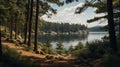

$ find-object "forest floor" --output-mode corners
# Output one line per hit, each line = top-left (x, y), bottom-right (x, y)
(2, 41), (79, 67)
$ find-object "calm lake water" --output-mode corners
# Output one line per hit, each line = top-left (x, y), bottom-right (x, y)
(39, 32), (109, 50)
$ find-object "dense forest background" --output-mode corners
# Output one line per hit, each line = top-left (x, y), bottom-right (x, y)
(40, 21), (88, 33)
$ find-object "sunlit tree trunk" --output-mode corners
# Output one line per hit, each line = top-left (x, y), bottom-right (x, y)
(28, 0), (33, 47)
(15, 22), (16, 39)
(24, 0), (30, 44)
(4, 22), (7, 33)
(34, 0), (39, 52)
(15, 22), (17, 39)
(10, 21), (13, 40)
(107, 0), (117, 52)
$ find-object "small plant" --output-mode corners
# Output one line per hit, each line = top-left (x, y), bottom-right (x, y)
(56, 41), (65, 55)
(24, 46), (33, 51)
(41, 45), (57, 54)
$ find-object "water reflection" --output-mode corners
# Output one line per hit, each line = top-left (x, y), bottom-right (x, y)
(39, 34), (88, 43)
(38, 32), (108, 50)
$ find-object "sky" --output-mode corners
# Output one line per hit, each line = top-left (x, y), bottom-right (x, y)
(41, 0), (107, 28)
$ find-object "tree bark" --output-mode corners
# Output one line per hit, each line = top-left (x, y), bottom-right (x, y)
(5, 22), (7, 33)
(34, 0), (39, 52)
(28, 0), (33, 47)
(107, 0), (118, 53)
(118, 18), (120, 37)
(15, 22), (17, 39)
(119, 0), (120, 36)
(10, 21), (13, 40)
(24, 0), (30, 44)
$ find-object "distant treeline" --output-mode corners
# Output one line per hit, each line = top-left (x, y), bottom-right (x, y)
(88, 26), (106, 32)
(40, 21), (88, 33)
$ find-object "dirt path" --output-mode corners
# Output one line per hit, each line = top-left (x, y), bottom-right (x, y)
(2, 41), (77, 67)
(2, 42), (46, 59)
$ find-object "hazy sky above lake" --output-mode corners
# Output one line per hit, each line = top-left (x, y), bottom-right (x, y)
(41, 0), (107, 27)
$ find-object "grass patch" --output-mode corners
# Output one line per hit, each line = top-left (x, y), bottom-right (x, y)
(0, 45), (41, 67)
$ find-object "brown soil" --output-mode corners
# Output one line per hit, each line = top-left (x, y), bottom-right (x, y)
(2, 41), (77, 67)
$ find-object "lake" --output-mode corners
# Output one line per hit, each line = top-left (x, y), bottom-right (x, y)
(39, 32), (109, 50)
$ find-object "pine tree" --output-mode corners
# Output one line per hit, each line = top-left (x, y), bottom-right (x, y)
(56, 41), (65, 54)
(24, 0), (30, 44)
(34, 0), (39, 52)
(107, 0), (117, 52)
(28, 0), (33, 47)
(45, 39), (52, 54)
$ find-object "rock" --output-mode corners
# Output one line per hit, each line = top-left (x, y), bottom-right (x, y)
(45, 55), (54, 59)
(39, 51), (45, 55)
(55, 57), (58, 59)
(58, 57), (64, 60)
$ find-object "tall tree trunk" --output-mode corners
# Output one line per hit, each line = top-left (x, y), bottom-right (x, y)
(107, 0), (117, 53)
(34, 0), (39, 52)
(15, 22), (17, 39)
(10, 21), (13, 40)
(5, 22), (7, 33)
(118, 17), (120, 37)
(0, 24), (2, 57)
(24, 0), (30, 44)
(28, 0), (33, 47)
(119, 0), (120, 36)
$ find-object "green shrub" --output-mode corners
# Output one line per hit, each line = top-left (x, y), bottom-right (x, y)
(1, 30), (9, 38)
(71, 40), (110, 65)
(24, 46), (33, 51)
(2, 46), (21, 61)
(0, 26), (10, 37)
(103, 54), (120, 67)
(49, 48), (58, 54)
(41, 45), (57, 54)
(1, 45), (41, 67)
(85, 40), (109, 58)
(70, 42), (86, 57)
